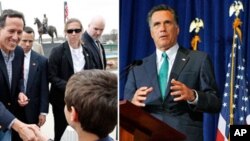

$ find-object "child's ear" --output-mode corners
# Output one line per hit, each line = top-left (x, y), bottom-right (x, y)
(70, 106), (79, 122)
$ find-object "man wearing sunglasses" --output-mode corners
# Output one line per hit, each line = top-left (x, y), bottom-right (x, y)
(81, 16), (107, 70)
(48, 18), (95, 141)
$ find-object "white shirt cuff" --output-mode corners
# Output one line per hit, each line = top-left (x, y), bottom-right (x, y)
(8, 118), (16, 129)
(187, 89), (198, 105)
(40, 113), (47, 116)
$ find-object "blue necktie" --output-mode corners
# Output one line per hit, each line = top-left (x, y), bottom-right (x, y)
(158, 52), (169, 100)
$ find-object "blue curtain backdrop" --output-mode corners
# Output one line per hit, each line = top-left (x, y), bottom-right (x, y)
(119, 0), (250, 141)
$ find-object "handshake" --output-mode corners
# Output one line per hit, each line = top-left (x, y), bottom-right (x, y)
(12, 119), (50, 141)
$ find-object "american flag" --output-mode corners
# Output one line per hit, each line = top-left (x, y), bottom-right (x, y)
(216, 33), (250, 141)
(64, 1), (68, 23)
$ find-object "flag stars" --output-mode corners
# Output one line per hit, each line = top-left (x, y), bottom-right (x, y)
(233, 104), (236, 109)
(238, 65), (244, 70)
(223, 103), (227, 107)
(241, 96), (248, 101)
(241, 106), (247, 111)
(244, 97), (248, 101)
(234, 94), (238, 99)
(240, 117), (244, 121)
(235, 84), (239, 89)
(226, 73), (230, 77)
(225, 83), (229, 87)
(239, 75), (243, 80)
(224, 93), (228, 97)
(233, 43), (237, 48)
(236, 74), (241, 79)
(241, 66), (245, 70)
(241, 106), (245, 111)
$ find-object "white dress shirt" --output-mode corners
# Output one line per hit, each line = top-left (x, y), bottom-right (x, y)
(69, 45), (85, 73)
(24, 51), (31, 93)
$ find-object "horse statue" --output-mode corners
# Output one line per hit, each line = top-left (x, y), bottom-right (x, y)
(34, 17), (58, 44)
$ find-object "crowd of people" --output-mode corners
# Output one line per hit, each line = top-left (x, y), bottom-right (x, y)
(0, 9), (116, 141)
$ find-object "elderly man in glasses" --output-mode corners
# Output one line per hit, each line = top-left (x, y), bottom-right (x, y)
(48, 18), (96, 141)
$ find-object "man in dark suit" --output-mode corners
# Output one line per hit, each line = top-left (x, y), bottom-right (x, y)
(0, 9), (40, 141)
(81, 16), (107, 69)
(124, 4), (221, 141)
(18, 26), (49, 127)
(49, 18), (95, 141)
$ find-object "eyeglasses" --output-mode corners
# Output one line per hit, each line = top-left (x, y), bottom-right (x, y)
(66, 29), (82, 34)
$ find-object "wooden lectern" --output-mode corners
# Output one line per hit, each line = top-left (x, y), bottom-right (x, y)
(120, 100), (186, 141)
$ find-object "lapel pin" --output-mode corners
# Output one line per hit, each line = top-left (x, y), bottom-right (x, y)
(182, 58), (186, 61)
(32, 63), (36, 66)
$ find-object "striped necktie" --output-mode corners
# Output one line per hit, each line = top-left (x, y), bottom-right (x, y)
(158, 52), (169, 100)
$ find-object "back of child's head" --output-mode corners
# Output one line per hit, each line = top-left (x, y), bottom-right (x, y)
(65, 69), (117, 138)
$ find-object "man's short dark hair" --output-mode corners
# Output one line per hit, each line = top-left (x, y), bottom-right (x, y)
(65, 69), (117, 138)
(0, 9), (25, 28)
(23, 26), (34, 34)
(147, 4), (178, 27)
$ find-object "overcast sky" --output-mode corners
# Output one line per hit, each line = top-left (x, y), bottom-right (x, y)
(1, 0), (118, 39)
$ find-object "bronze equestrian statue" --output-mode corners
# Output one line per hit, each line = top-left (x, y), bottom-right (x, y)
(34, 17), (58, 43)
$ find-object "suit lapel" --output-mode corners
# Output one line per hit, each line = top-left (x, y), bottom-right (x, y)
(85, 32), (103, 66)
(0, 52), (10, 89)
(27, 51), (38, 93)
(165, 47), (190, 99)
(11, 48), (24, 96)
(144, 53), (162, 102)
(82, 46), (90, 69)
(64, 42), (74, 69)
(85, 32), (100, 55)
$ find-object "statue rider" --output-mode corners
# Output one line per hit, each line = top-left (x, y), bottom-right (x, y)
(42, 14), (48, 33)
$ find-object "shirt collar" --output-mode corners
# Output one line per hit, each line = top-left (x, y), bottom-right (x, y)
(25, 50), (32, 58)
(156, 43), (179, 62)
(1, 48), (15, 62)
(69, 45), (83, 53)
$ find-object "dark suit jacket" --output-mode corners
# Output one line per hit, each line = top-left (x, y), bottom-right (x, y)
(82, 31), (107, 69)
(49, 41), (95, 107)
(0, 46), (24, 119)
(124, 47), (221, 141)
(0, 101), (15, 130)
(24, 51), (49, 124)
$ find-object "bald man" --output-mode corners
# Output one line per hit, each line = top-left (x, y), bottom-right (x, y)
(81, 16), (107, 70)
